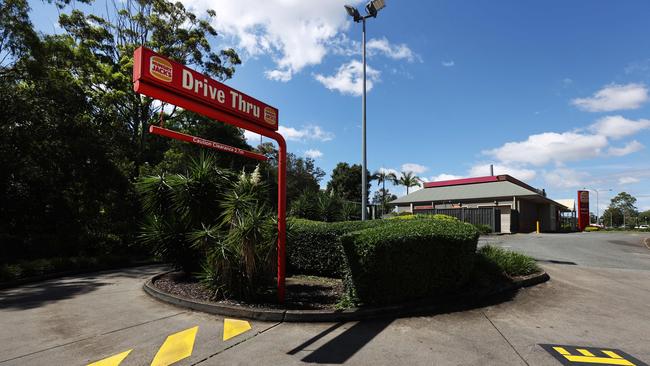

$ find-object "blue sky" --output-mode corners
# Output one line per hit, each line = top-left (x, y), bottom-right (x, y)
(29, 0), (650, 212)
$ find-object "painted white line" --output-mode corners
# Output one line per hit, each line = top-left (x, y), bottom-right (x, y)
(644, 237), (650, 250)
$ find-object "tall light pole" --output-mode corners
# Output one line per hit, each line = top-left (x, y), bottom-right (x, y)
(345, 0), (386, 220)
(584, 187), (612, 225)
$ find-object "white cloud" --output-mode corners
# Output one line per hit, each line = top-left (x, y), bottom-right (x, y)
(304, 149), (323, 159)
(589, 115), (650, 139)
(544, 168), (590, 189)
(279, 125), (334, 142)
(265, 69), (293, 82)
(314, 60), (380, 96)
(181, 0), (365, 81)
(618, 176), (640, 185)
(608, 140), (644, 156)
(401, 163), (428, 174)
(243, 130), (261, 145)
(377, 167), (399, 176)
(572, 83), (648, 112)
(366, 37), (416, 61)
(431, 173), (463, 181)
(469, 163), (537, 181)
(484, 132), (608, 166)
(441, 60), (455, 67)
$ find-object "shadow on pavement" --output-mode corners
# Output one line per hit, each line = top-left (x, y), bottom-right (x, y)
(293, 319), (394, 364)
(0, 279), (107, 310)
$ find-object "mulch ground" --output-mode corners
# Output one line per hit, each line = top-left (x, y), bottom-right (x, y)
(153, 272), (345, 310)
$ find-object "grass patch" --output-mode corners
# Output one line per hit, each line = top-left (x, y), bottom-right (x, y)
(477, 245), (540, 277)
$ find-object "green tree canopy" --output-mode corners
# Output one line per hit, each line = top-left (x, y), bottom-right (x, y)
(326, 162), (371, 203)
(253, 142), (326, 207)
(55, 0), (241, 173)
(602, 192), (638, 227)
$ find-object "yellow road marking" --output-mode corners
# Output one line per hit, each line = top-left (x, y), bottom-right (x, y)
(562, 355), (634, 366)
(603, 351), (624, 359)
(552, 346), (635, 366)
(223, 318), (251, 341)
(554, 347), (571, 355)
(87, 350), (132, 366)
(151, 326), (198, 366)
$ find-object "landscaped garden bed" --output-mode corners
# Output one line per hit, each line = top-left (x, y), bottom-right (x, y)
(153, 272), (344, 310)
(146, 215), (548, 319)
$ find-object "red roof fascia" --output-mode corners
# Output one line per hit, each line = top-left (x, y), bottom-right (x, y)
(423, 176), (499, 188)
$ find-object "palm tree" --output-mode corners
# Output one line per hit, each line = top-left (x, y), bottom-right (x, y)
(372, 169), (397, 215)
(397, 171), (422, 195)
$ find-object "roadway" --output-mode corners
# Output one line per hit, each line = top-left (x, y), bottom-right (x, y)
(0, 232), (649, 365)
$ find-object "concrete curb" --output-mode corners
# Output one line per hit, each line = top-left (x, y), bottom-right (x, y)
(143, 271), (550, 322)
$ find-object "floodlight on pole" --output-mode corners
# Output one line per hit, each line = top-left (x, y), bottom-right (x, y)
(366, 0), (385, 17)
(344, 1), (386, 220)
(345, 5), (362, 22)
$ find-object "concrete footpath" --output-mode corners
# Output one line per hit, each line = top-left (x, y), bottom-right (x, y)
(1, 232), (649, 365)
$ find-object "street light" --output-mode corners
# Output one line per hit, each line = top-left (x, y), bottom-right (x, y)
(344, 0), (386, 220)
(583, 187), (612, 226)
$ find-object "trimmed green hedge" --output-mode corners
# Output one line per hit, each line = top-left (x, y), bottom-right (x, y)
(341, 219), (479, 305)
(287, 218), (388, 278)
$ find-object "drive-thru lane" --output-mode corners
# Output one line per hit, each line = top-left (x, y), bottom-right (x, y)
(0, 232), (648, 365)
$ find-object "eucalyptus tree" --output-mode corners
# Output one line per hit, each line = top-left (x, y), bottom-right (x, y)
(56, 0), (241, 173)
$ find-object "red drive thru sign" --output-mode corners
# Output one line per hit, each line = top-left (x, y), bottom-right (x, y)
(139, 48), (279, 130)
(577, 190), (590, 231)
(133, 47), (288, 302)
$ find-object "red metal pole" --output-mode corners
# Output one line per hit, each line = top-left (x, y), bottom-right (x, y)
(273, 133), (287, 303)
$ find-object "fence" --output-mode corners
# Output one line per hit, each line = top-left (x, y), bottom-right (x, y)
(412, 207), (502, 233)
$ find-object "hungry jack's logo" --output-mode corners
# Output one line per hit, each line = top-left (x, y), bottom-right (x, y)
(263, 107), (277, 126)
(149, 56), (173, 82)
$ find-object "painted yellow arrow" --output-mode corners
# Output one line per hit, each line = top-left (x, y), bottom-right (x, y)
(223, 318), (251, 341)
(151, 326), (199, 366)
(87, 350), (132, 366)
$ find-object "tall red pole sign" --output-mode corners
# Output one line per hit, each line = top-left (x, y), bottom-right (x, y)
(133, 47), (288, 302)
(577, 190), (590, 231)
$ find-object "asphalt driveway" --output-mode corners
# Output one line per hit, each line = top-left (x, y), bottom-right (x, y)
(1, 232), (648, 366)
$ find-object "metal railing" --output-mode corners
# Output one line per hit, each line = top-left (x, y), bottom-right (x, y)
(413, 207), (502, 232)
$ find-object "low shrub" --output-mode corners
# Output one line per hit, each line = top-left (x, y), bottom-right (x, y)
(477, 245), (539, 277)
(0, 255), (137, 283)
(341, 219), (479, 305)
(474, 224), (492, 235)
(287, 218), (388, 278)
(584, 226), (600, 232)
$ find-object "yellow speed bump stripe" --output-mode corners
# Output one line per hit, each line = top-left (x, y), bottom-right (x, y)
(151, 326), (199, 366)
(223, 318), (251, 341)
(87, 350), (132, 366)
(540, 344), (647, 366)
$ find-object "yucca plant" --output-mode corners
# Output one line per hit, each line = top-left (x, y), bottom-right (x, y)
(138, 155), (279, 300)
(137, 153), (231, 272)
(208, 166), (277, 299)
